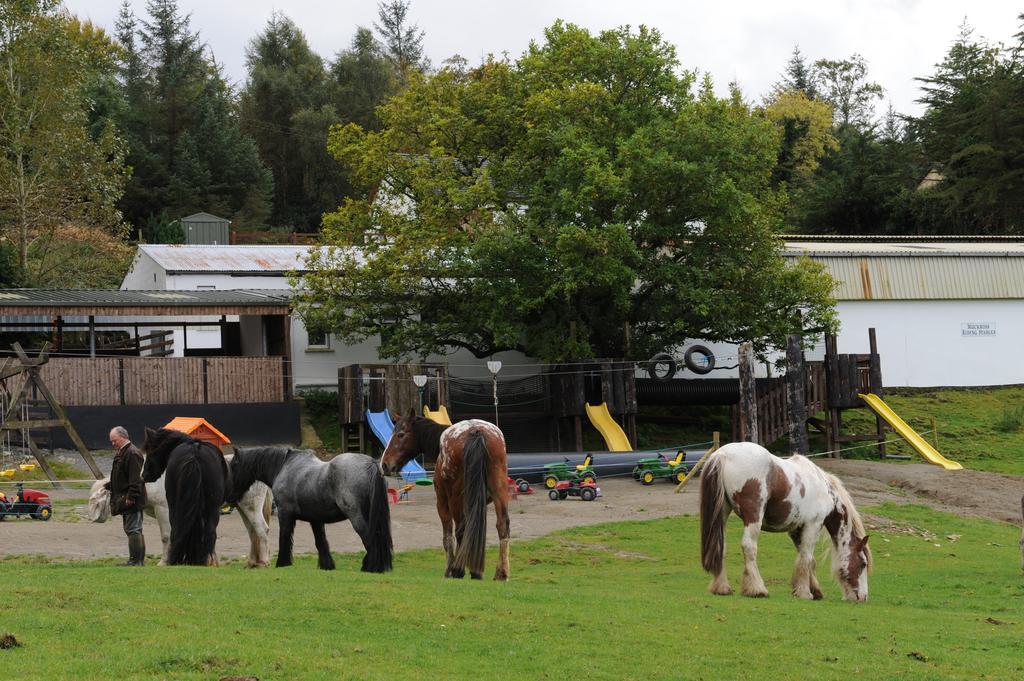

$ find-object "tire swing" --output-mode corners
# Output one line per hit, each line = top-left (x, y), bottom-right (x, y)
(646, 352), (677, 382)
(683, 345), (716, 375)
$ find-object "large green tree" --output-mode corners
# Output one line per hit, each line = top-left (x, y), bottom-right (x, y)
(114, 0), (272, 230)
(299, 22), (836, 361)
(913, 21), (1024, 233)
(0, 0), (128, 285)
(330, 26), (395, 131)
(239, 13), (331, 230)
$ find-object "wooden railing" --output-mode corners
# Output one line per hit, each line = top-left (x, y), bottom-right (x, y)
(8, 357), (289, 406)
(753, 361), (827, 447)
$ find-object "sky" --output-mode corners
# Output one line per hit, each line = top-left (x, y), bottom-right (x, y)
(63, 0), (1021, 117)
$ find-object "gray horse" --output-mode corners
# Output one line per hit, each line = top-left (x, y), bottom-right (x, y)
(225, 447), (393, 572)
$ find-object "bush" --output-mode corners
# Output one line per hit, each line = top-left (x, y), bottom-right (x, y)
(298, 388), (338, 418)
(995, 404), (1024, 433)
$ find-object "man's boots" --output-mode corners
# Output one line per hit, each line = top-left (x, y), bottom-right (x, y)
(122, 533), (145, 566)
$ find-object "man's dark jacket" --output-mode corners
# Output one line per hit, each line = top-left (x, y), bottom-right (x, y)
(110, 443), (147, 516)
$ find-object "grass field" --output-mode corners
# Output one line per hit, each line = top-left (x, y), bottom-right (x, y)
(3, 504), (1021, 680)
(837, 386), (1024, 475)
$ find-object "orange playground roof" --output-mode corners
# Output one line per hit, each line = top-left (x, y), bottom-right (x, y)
(162, 417), (231, 445)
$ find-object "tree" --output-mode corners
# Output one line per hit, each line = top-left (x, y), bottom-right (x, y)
(912, 20), (1024, 233)
(812, 54), (884, 130)
(763, 90), (838, 187)
(330, 26), (396, 131)
(772, 45), (817, 99)
(374, 0), (428, 78)
(114, 0), (273, 230)
(0, 0), (128, 284)
(299, 22), (836, 362)
(239, 13), (330, 229)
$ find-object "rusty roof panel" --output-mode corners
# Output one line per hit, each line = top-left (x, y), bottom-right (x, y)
(788, 255), (1024, 300)
(140, 245), (321, 273)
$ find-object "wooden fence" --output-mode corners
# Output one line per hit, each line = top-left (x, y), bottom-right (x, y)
(737, 361), (827, 446)
(6, 357), (289, 406)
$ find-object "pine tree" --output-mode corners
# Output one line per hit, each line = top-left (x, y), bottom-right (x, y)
(239, 12), (329, 229)
(113, 0), (273, 230)
(773, 45), (817, 99)
(374, 0), (428, 78)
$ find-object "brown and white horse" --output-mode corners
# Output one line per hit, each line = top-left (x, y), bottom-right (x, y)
(700, 442), (872, 602)
(381, 411), (511, 581)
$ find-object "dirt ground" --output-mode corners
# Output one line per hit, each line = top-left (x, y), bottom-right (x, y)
(1, 459), (1021, 562)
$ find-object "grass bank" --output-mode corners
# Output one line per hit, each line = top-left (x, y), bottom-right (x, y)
(2, 505), (1021, 680)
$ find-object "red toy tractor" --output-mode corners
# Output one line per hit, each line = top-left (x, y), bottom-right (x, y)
(0, 483), (53, 521)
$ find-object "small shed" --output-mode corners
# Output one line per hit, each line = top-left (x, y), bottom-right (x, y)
(181, 212), (231, 245)
(163, 417), (232, 450)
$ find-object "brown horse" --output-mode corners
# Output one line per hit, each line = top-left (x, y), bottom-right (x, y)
(381, 411), (511, 581)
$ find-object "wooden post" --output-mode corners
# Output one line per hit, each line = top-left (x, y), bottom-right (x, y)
(786, 333), (808, 456)
(738, 342), (759, 444)
(88, 315), (96, 358)
(202, 358), (209, 404)
(118, 358), (126, 406)
(868, 327), (886, 459)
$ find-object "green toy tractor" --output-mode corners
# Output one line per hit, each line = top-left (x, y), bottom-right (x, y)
(543, 453), (597, 489)
(632, 450), (691, 485)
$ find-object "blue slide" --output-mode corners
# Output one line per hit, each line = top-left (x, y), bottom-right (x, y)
(366, 409), (427, 482)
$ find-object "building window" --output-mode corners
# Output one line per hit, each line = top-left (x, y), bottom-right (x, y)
(307, 330), (330, 349)
(197, 285), (216, 290)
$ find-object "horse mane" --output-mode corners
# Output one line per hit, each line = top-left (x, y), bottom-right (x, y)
(825, 472), (873, 571)
(234, 446), (301, 486)
(146, 428), (194, 456)
(411, 417), (447, 462)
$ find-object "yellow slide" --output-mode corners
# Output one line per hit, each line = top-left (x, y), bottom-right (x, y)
(584, 402), (632, 452)
(423, 404), (453, 426)
(858, 393), (962, 470)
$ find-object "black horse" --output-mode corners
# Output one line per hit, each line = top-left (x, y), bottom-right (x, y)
(141, 428), (227, 566)
(225, 447), (393, 572)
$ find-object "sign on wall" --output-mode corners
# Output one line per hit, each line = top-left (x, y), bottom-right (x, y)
(961, 322), (997, 337)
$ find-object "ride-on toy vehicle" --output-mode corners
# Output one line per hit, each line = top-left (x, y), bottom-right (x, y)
(547, 480), (601, 502)
(508, 477), (532, 496)
(0, 483), (53, 520)
(632, 450), (692, 485)
(543, 454), (596, 489)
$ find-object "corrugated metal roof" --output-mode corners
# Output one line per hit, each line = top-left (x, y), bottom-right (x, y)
(140, 245), (321, 273)
(0, 289), (292, 306)
(181, 212), (229, 224)
(783, 240), (1024, 300)
(784, 240), (1024, 257)
(0, 289), (294, 316)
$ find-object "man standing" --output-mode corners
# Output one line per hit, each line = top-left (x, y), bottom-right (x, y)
(109, 426), (147, 566)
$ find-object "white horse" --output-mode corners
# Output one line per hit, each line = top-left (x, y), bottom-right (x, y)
(699, 442), (872, 602)
(89, 455), (273, 567)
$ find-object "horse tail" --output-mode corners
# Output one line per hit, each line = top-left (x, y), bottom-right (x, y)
(454, 430), (489, 576)
(361, 461), (394, 573)
(700, 452), (727, 574)
(168, 445), (207, 566)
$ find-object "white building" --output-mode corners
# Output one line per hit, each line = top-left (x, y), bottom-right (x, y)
(120, 245), (527, 391)
(121, 239), (1024, 391)
(784, 237), (1024, 387)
